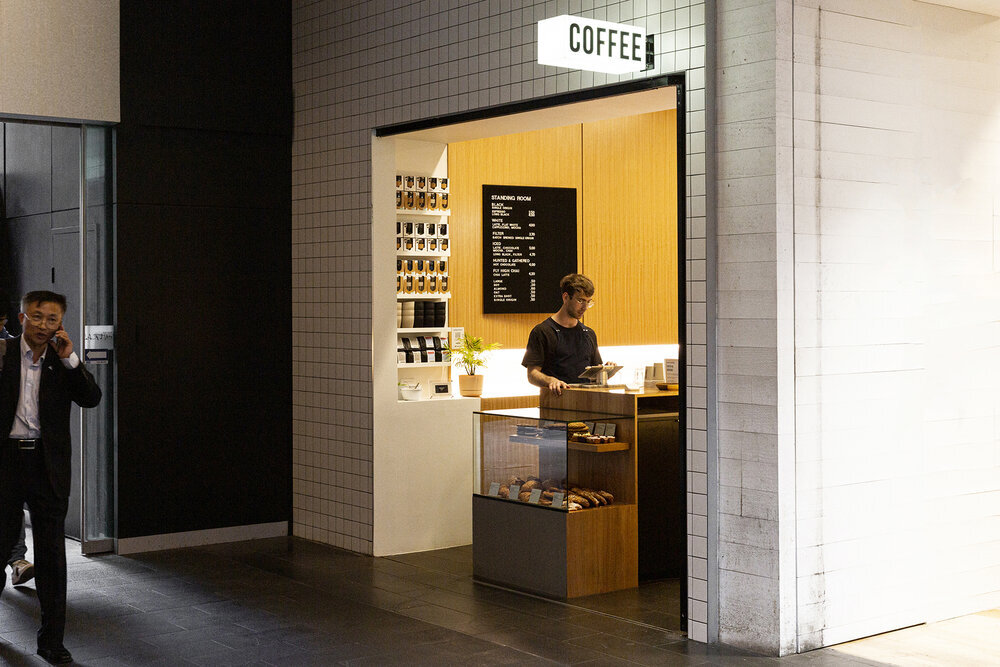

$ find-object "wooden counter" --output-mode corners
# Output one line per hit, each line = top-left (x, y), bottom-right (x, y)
(473, 385), (679, 599)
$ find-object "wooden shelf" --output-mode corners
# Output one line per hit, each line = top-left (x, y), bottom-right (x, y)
(568, 440), (630, 453)
(396, 208), (451, 216)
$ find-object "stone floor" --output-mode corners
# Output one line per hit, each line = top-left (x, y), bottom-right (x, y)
(0, 536), (993, 665)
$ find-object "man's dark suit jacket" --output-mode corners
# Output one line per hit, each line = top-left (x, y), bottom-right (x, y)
(0, 337), (102, 500)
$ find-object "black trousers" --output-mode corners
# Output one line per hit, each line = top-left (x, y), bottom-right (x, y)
(0, 442), (69, 650)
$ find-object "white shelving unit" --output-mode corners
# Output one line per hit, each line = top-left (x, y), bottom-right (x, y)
(396, 172), (453, 397)
(395, 209), (451, 216)
(372, 133), (480, 557)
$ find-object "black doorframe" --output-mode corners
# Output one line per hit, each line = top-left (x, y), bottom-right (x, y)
(378, 73), (690, 630)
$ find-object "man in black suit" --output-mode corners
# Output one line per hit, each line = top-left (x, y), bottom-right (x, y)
(0, 291), (101, 664)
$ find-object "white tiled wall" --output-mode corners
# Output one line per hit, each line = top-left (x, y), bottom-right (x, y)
(292, 0), (711, 641)
(717, 0), (1000, 655)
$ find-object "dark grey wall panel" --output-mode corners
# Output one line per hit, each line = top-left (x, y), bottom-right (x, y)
(51, 207), (76, 232)
(117, 1), (291, 539)
(5, 213), (52, 301)
(4, 123), (52, 218)
(51, 126), (80, 213)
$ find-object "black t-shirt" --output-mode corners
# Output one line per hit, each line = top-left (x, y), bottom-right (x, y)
(522, 317), (602, 384)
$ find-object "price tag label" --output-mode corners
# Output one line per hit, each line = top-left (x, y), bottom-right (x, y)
(605, 424), (617, 438)
(528, 489), (542, 504)
(488, 482), (500, 496)
(584, 422), (595, 433)
(551, 492), (565, 507)
(510, 484), (521, 499)
(594, 422), (607, 436)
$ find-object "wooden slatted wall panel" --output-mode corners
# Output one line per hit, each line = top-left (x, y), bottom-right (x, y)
(581, 110), (678, 345)
(448, 124), (584, 350)
(447, 110), (677, 350)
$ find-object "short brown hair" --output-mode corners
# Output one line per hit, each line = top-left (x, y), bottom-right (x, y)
(21, 290), (68, 314)
(560, 274), (595, 299)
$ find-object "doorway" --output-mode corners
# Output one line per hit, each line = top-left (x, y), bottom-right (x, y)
(374, 76), (688, 631)
(0, 120), (116, 554)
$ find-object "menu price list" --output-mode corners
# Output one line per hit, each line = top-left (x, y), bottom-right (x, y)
(482, 185), (577, 314)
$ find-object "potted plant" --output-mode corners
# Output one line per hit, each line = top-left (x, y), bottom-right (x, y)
(452, 334), (500, 397)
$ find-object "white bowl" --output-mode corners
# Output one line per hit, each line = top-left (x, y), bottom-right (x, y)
(400, 387), (422, 401)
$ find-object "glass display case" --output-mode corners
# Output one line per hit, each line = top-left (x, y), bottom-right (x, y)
(472, 403), (639, 599)
(474, 407), (632, 512)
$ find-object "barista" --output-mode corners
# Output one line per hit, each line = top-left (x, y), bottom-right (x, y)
(522, 273), (602, 396)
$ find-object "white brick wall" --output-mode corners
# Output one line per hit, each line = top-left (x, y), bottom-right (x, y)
(792, 0), (1000, 650)
(717, 0), (1000, 654)
(292, 0), (712, 642)
(715, 0), (798, 654)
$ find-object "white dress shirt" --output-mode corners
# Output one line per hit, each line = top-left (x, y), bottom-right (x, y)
(9, 336), (80, 439)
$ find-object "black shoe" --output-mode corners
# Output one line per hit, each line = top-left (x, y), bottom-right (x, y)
(37, 646), (73, 664)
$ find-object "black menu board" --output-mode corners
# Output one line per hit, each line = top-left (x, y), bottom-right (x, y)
(482, 185), (577, 314)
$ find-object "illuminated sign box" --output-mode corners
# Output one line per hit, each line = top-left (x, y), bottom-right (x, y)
(537, 15), (653, 74)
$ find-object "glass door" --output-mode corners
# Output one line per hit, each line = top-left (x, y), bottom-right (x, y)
(80, 125), (115, 554)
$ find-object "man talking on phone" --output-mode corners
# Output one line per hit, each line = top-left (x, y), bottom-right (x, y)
(0, 291), (101, 664)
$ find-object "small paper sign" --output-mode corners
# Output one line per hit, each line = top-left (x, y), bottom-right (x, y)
(551, 492), (565, 507)
(510, 484), (521, 499)
(584, 422), (595, 433)
(488, 482), (500, 496)
(84, 325), (114, 350)
(594, 422), (607, 436)
(528, 489), (542, 504)
(605, 423), (617, 438)
(84, 349), (110, 365)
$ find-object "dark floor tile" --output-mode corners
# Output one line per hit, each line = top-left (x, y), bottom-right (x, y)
(412, 586), (514, 616)
(341, 638), (495, 667)
(478, 606), (590, 642)
(395, 601), (515, 636)
(0, 641), (40, 666)
(99, 611), (188, 638)
(568, 612), (684, 646)
(0, 534), (988, 666)
(270, 641), (386, 665)
(570, 632), (705, 666)
(475, 626), (616, 664)
(460, 644), (566, 666)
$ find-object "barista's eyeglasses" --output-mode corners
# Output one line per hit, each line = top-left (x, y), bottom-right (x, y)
(574, 297), (595, 309)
